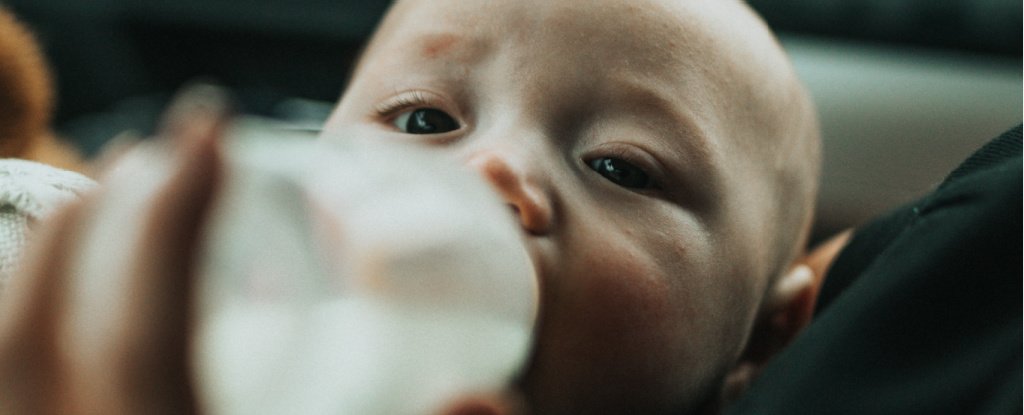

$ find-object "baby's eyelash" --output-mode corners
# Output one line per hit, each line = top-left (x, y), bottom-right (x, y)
(374, 91), (436, 117)
(585, 144), (667, 192)
(603, 147), (653, 175)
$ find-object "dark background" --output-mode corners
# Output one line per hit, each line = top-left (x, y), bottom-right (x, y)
(3, 0), (1021, 236)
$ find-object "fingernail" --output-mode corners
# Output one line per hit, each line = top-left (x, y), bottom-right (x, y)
(443, 402), (504, 415)
(159, 83), (233, 153)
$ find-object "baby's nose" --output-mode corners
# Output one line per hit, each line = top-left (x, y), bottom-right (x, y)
(464, 152), (553, 235)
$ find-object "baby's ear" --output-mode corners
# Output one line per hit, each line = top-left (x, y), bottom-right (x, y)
(720, 231), (852, 404)
(719, 263), (818, 404)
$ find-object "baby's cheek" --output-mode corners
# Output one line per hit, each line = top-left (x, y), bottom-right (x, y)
(522, 230), (738, 412)
(563, 246), (705, 389)
(579, 238), (746, 386)
(578, 262), (676, 338)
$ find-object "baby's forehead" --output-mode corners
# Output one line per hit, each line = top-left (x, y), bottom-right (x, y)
(360, 0), (799, 161)
(377, 0), (724, 63)
(366, 0), (746, 117)
(341, 0), (817, 285)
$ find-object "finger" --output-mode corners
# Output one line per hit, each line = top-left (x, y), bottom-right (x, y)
(437, 392), (530, 415)
(112, 93), (228, 414)
(157, 83), (233, 141)
(0, 199), (88, 414)
(57, 89), (229, 414)
(90, 131), (143, 178)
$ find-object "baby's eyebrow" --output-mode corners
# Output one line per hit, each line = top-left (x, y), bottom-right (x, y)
(602, 78), (723, 207)
(609, 80), (713, 167)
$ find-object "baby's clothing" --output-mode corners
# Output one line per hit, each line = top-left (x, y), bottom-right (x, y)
(730, 126), (1022, 414)
(0, 159), (95, 290)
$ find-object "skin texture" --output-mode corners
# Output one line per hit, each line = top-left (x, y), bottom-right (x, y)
(326, 0), (820, 413)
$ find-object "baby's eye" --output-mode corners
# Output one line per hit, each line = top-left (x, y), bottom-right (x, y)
(392, 108), (460, 134)
(588, 157), (653, 189)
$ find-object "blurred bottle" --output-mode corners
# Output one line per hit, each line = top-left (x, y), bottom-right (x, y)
(101, 121), (539, 414)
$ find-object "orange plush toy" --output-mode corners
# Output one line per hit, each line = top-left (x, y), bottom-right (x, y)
(0, 7), (87, 174)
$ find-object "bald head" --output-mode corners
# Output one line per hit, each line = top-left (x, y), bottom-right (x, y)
(349, 0), (820, 271)
(330, 0), (821, 412)
(674, 0), (821, 278)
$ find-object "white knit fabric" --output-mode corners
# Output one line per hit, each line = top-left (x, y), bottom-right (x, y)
(0, 159), (96, 290)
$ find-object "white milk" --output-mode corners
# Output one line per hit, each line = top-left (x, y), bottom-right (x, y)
(88, 122), (538, 414)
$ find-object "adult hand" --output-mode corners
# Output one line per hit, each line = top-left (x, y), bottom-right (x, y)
(0, 90), (226, 414)
(0, 90), (530, 415)
(436, 392), (529, 415)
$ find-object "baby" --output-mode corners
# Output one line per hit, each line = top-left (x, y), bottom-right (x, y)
(323, 0), (820, 413)
(0, 0), (821, 414)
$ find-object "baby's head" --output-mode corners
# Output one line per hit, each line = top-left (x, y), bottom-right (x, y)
(325, 0), (820, 413)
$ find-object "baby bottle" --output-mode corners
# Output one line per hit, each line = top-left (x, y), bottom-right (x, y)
(189, 123), (538, 414)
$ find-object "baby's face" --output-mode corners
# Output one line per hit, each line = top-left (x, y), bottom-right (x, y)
(326, 0), (809, 413)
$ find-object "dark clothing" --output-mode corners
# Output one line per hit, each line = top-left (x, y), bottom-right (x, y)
(728, 126), (1022, 414)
